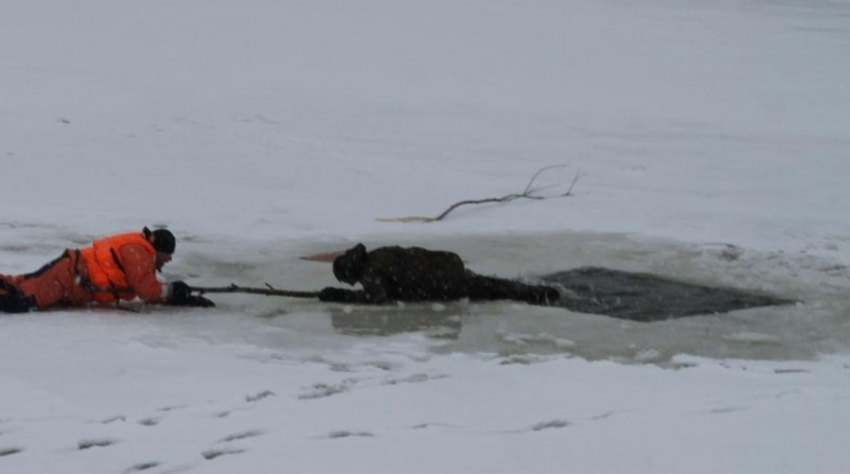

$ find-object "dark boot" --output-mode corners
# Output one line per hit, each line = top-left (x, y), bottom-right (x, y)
(467, 271), (559, 306)
(0, 280), (36, 313)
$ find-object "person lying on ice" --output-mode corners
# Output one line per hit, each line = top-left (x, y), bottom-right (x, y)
(318, 243), (560, 306)
(0, 227), (214, 313)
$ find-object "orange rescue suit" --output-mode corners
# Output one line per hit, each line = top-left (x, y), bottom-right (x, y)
(2, 231), (166, 309)
(79, 232), (166, 304)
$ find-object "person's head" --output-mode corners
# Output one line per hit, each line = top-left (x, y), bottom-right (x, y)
(332, 243), (368, 285)
(143, 227), (176, 272)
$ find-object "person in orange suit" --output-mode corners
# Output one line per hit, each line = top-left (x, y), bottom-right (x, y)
(0, 227), (213, 313)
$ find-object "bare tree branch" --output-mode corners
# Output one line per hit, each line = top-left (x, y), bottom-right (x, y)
(378, 165), (582, 223)
(189, 284), (318, 299)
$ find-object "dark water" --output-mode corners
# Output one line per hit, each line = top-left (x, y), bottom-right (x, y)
(543, 266), (793, 322)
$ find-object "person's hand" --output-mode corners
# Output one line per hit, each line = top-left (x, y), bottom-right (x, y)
(181, 295), (216, 308)
(318, 287), (349, 302)
(168, 280), (216, 308)
(170, 281), (191, 302)
(168, 281), (215, 307)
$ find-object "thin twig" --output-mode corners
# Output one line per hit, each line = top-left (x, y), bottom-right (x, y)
(377, 165), (581, 223)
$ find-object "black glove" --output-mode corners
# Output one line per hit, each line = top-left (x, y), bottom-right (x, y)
(170, 281), (191, 302)
(179, 295), (216, 308)
(318, 287), (351, 302)
(168, 281), (215, 307)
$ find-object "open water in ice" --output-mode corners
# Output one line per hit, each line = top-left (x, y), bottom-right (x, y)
(157, 230), (850, 366)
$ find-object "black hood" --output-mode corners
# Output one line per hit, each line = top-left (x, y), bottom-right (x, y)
(143, 227), (176, 254)
(333, 243), (368, 283)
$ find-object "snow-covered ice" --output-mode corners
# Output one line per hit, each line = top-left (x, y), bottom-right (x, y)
(2, 0), (850, 473)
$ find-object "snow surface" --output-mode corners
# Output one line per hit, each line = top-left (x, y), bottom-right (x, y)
(2, 0), (850, 473)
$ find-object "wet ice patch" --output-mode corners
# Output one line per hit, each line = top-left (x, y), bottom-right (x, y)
(724, 332), (781, 344)
(329, 305), (463, 337)
(496, 331), (576, 350)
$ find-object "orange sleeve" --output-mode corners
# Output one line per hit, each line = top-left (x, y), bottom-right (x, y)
(119, 245), (166, 303)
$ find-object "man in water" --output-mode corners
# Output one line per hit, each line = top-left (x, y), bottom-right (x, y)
(318, 243), (560, 305)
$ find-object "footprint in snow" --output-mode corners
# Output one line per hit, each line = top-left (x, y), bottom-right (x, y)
(78, 438), (119, 450)
(0, 447), (24, 457)
(519, 411), (620, 433)
(218, 430), (264, 443)
(528, 419), (572, 432)
(100, 415), (126, 424)
(123, 461), (161, 472)
(494, 419), (574, 434)
(326, 431), (375, 439)
(591, 411), (617, 421)
(138, 417), (161, 426)
(202, 447), (247, 460)
(245, 390), (275, 402)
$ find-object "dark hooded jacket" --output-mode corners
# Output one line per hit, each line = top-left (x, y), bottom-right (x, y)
(320, 244), (559, 305)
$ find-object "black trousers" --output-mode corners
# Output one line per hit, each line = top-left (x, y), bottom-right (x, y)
(465, 271), (559, 305)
